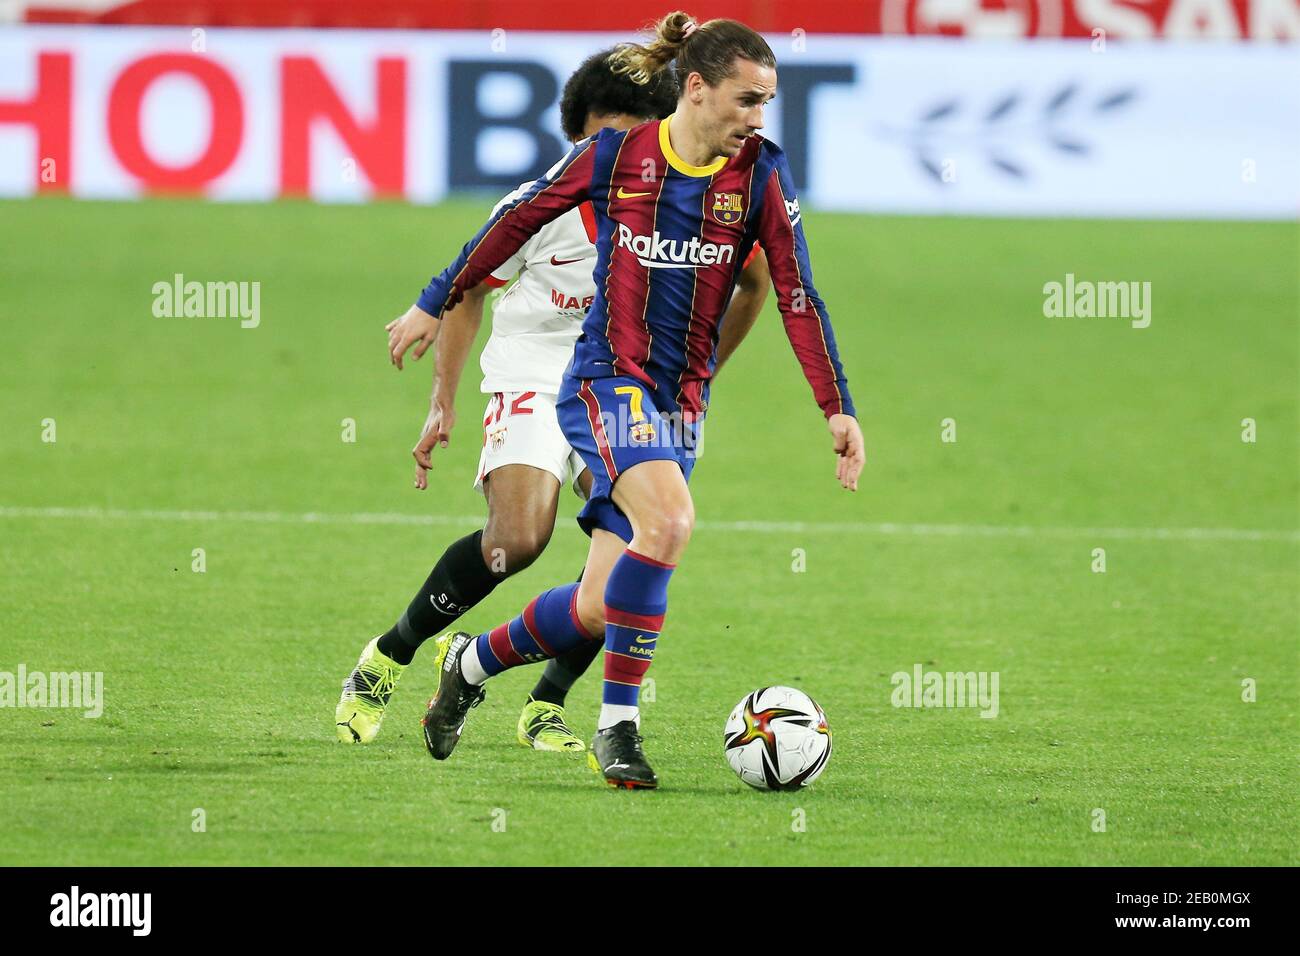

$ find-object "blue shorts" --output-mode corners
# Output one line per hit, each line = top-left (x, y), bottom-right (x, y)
(556, 373), (702, 542)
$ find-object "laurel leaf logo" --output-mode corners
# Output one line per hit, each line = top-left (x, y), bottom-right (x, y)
(903, 83), (1138, 184)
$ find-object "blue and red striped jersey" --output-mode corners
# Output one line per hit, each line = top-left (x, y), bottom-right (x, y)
(418, 114), (854, 419)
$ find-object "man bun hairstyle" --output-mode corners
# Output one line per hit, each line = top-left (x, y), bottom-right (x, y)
(608, 11), (776, 89)
(560, 46), (680, 141)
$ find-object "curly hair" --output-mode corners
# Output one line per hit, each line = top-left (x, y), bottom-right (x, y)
(607, 11), (775, 89)
(559, 46), (679, 141)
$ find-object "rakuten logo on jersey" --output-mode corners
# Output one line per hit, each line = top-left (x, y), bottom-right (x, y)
(615, 224), (736, 270)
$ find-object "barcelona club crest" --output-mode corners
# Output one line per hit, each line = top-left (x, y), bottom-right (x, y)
(711, 192), (743, 225)
(629, 421), (657, 444)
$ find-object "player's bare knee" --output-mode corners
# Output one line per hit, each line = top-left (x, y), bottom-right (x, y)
(575, 590), (606, 638)
(639, 507), (694, 557)
(480, 523), (552, 576)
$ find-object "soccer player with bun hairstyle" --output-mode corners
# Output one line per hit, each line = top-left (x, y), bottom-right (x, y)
(336, 47), (770, 751)
(407, 11), (865, 788)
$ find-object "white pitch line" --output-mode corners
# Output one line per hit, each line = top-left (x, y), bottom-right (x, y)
(1, 505), (1297, 543)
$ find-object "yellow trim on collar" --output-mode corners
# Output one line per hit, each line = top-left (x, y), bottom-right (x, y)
(659, 113), (727, 178)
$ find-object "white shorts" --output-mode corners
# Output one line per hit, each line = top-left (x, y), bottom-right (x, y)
(474, 390), (587, 496)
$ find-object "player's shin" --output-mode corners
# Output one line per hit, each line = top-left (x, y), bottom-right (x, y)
(599, 550), (674, 729)
(374, 529), (502, 665)
(460, 581), (597, 685)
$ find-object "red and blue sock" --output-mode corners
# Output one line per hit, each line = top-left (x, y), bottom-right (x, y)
(461, 583), (595, 684)
(600, 549), (674, 729)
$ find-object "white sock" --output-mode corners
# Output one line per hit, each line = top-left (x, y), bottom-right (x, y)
(598, 704), (639, 730)
(459, 639), (489, 686)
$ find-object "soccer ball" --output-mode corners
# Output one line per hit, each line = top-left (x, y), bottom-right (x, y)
(724, 686), (831, 790)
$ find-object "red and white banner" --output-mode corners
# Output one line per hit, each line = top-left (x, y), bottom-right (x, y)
(879, 0), (1299, 40)
(0, 26), (439, 201)
(15, 1), (1300, 41)
(1, 25), (1296, 217)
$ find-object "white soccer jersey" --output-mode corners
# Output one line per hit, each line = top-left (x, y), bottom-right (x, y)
(478, 180), (599, 395)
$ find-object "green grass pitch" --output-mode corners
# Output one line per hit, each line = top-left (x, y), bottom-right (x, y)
(0, 197), (1295, 866)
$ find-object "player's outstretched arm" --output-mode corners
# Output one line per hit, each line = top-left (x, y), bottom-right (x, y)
(757, 149), (862, 490)
(389, 279), (489, 369)
(411, 134), (601, 327)
(412, 283), (490, 488)
(714, 246), (770, 378)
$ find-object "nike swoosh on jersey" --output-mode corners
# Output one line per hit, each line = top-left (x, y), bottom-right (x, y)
(549, 255), (586, 266)
(616, 187), (652, 199)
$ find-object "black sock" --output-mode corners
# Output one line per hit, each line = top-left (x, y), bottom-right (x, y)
(531, 636), (602, 706)
(376, 530), (501, 665)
